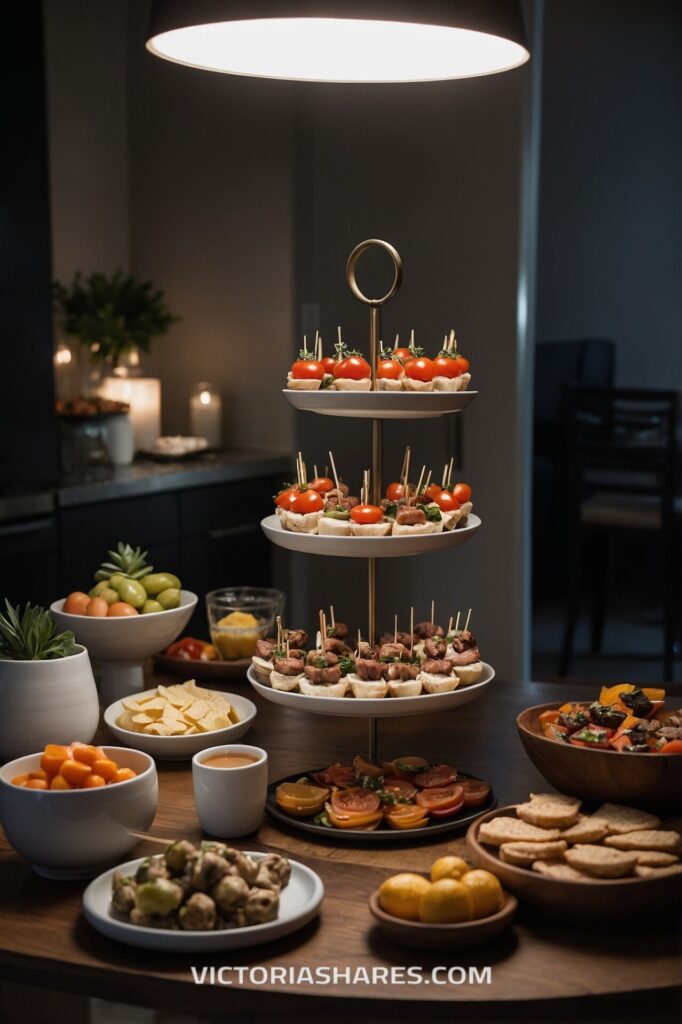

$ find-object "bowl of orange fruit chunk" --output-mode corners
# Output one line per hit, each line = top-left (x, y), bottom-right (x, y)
(0, 742), (157, 879)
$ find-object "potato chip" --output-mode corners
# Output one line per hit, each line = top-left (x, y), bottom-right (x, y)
(116, 680), (240, 736)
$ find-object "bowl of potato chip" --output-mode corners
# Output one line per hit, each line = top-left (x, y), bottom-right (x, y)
(103, 680), (257, 760)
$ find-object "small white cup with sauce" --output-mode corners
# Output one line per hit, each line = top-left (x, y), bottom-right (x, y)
(192, 744), (268, 838)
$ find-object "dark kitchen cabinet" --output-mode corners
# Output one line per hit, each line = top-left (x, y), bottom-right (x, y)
(0, 516), (60, 608)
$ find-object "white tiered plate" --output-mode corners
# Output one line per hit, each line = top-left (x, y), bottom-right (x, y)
(282, 389), (477, 419)
(247, 663), (494, 717)
(261, 514), (481, 557)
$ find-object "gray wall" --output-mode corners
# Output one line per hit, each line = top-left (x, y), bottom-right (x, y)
(536, 0), (682, 386)
(44, 0), (295, 452)
(44, 0), (129, 280)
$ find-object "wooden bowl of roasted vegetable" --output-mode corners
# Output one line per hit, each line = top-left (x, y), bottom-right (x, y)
(517, 687), (682, 811)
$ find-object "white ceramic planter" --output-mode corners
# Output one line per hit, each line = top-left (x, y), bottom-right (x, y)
(0, 645), (99, 762)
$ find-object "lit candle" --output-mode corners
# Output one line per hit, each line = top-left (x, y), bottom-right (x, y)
(190, 382), (222, 448)
(99, 377), (162, 451)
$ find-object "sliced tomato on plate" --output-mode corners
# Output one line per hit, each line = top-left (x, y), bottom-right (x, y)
(312, 769), (333, 786)
(331, 787), (381, 815)
(382, 777), (418, 800)
(326, 764), (356, 788)
(388, 756), (430, 780)
(428, 797), (465, 819)
(326, 801), (384, 830)
(415, 783), (463, 811)
(460, 779), (491, 808)
(414, 764), (457, 789)
(352, 755), (384, 780)
(384, 804), (429, 830)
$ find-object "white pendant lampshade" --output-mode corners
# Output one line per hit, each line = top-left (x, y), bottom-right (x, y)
(146, 1), (530, 84)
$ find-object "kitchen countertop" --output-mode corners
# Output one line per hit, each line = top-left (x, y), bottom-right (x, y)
(0, 449), (291, 520)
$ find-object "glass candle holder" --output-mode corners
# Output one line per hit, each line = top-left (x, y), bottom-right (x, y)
(190, 382), (222, 449)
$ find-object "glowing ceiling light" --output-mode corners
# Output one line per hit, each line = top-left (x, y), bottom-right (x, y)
(146, 3), (529, 83)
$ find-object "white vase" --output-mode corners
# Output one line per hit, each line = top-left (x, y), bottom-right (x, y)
(102, 412), (135, 466)
(0, 646), (100, 762)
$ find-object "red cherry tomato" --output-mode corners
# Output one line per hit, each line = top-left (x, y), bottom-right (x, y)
(321, 357), (337, 374)
(414, 764), (457, 789)
(423, 483), (442, 502)
(382, 777), (418, 800)
(377, 358), (402, 380)
(393, 347), (413, 362)
(309, 477), (334, 494)
(334, 355), (371, 381)
(291, 359), (325, 381)
(331, 787), (381, 815)
(327, 764), (356, 788)
(292, 489), (324, 514)
(415, 783), (464, 811)
(453, 354), (470, 374)
(385, 482), (406, 502)
(404, 357), (435, 382)
(350, 504), (383, 525)
(275, 486), (301, 510)
(434, 490), (461, 512)
(432, 355), (461, 378)
(460, 779), (492, 807)
(452, 483), (472, 504)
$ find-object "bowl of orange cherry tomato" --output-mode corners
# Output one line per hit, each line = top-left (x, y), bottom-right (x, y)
(0, 742), (158, 879)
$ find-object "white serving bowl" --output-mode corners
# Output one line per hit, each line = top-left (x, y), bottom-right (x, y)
(51, 591), (198, 704)
(103, 689), (257, 760)
(0, 645), (99, 761)
(0, 746), (158, 880)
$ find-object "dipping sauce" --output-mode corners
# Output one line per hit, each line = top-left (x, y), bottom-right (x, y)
(202, 753), (259, 769)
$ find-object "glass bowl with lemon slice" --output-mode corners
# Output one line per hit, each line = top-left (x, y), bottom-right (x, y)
(205, 587), (285, 661)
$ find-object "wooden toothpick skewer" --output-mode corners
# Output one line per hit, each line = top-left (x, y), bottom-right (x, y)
(447, 456), (454, 490)
(415, 465), (426, 497)
(313, 465), (319, 480)
(337, 325), (343, 348)
(400, 445), (410, 482)
(328, 450), (341, 494)
(357, 628), (362, 657)
(403, 447), (411, 493)
(286, 636), (290, 658)
(330, 605), (336, 630)
(410, 607), (414, 655)
(409, 328), (415, 349)
(276, 615), (282, 648)
(431, 599), (435, 627)
(447, 616), (453, 636)
(454, 611), (461, 634)
(464, 608), (472, 632)
(322, 611), (328, 647)
(394, 613), (398, 645)
(394, 332), (400, 350)
(424, 469), (432, 494)
(442, 463), (448, 489)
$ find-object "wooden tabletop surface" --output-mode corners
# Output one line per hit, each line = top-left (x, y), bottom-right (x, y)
(0, 673), (681, 1021)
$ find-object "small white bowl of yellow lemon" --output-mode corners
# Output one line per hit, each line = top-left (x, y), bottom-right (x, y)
(104, 680), (257, 760)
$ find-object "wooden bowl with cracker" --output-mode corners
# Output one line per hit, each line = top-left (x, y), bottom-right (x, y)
(466, 805), (682, 923)
(517, 702), (682, 812)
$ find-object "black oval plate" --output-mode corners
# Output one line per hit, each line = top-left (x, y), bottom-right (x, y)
(265, 768), (497, 844)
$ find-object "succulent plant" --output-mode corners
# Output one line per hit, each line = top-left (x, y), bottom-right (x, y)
(0, 601), (76, 661)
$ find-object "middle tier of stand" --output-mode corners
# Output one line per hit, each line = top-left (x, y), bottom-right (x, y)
(246, 663), (495, 718)
(261, 513), (481, 558)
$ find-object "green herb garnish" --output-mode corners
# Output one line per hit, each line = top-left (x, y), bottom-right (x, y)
(0, 601), (76, 661)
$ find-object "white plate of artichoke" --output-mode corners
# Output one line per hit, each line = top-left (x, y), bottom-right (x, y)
(82, 840), (324, 951)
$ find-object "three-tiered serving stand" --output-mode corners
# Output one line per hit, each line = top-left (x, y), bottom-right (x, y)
(248, 239), (495, 840)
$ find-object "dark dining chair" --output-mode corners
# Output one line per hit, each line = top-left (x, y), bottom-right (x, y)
(559, 386), (680, 679)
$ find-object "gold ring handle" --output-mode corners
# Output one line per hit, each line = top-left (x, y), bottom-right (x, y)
(346, 239), (403, 306)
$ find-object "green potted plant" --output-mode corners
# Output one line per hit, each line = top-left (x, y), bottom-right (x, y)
(0, 601), (99, 760)
(52, 270), (178, 371)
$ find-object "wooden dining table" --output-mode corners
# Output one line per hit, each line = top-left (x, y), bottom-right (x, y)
(0, 673), (681, 1024)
